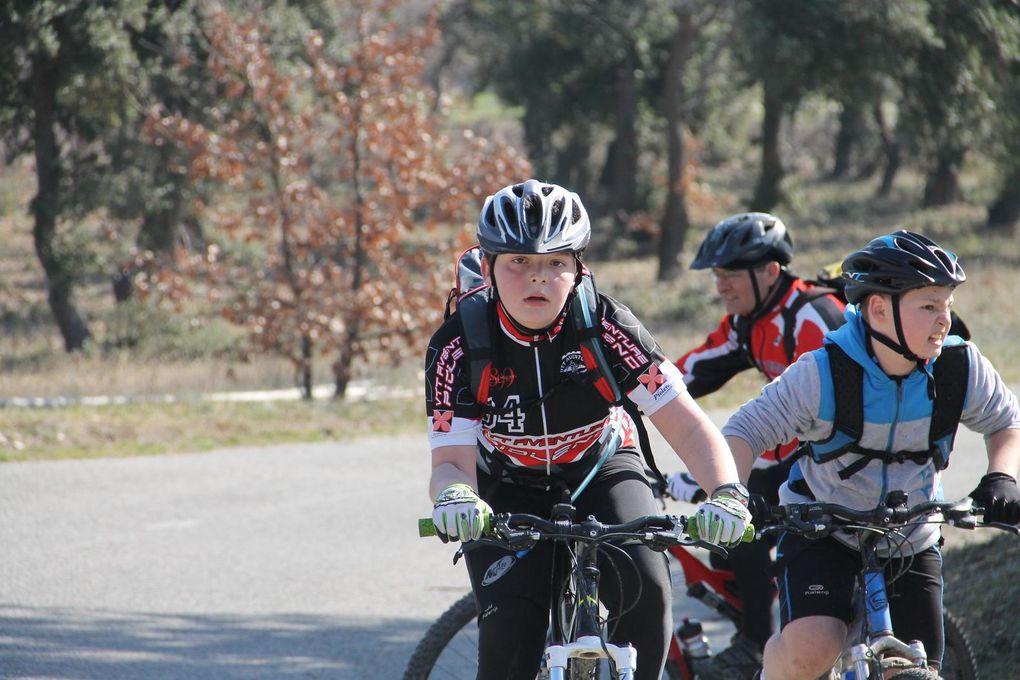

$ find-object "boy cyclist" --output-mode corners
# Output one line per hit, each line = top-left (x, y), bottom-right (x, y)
(424, 179), (752, 680)
(722, 231), (1020, 680)
(666, 213), (845, 680)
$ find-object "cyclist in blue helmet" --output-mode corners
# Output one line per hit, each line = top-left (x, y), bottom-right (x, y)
(723, 230), (1020, 680)
(669, 212), (845, 680)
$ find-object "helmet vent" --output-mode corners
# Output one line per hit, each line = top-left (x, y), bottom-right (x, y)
(523, 195), (542, 231)
(550, 198), (564, 225)
(511, 184), (524, 197)
(933, 249), (954, 270)
(571, 202), (581, 224)
(500, 196), (516, 221)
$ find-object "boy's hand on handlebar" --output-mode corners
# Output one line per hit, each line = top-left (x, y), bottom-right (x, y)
(970, 472), (1020, 525)
(432, 483), (493, 543)
(666, 471), (707, 503)
(694, 485), (753, 547)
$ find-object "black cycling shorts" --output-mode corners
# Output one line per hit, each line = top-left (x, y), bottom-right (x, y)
(464, 449), (672, 680)
(775, 532), (945, 668)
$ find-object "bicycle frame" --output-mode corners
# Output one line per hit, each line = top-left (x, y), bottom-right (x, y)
(834, 530), (929, 679)
(542, 506), (640, 679)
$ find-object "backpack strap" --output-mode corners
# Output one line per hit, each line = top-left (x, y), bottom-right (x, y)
(456, 288), (496, 404)
(808, 343), (969, 480)
(928, 344), (969, 468)
(455, 268), (668, 488)
(570, 272), (623, 405)
(780, 286), (840, 363)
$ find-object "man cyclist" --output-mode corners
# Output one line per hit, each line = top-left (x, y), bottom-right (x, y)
(667, 212), (845, 680)
(424, 179), (752, 680)
(722, 231), (1020, 680)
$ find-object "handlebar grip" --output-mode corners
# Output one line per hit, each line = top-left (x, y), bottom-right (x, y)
(417, 514), (492, 538)
(686, 520), (755, 544)
(418, 517), (437, 538)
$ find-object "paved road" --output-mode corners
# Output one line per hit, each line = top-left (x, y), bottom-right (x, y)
(0, 412), (992, 679)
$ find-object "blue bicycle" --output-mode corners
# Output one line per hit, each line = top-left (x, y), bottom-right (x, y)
(760, 491), (1014, 680)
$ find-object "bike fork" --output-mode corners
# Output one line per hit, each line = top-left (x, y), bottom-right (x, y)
(544, 638), (638, 679)
(544, 562), (639, 678)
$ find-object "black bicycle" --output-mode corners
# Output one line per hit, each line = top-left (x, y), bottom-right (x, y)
(407, 502), (732, 679)
(757, 492), (1015, 680)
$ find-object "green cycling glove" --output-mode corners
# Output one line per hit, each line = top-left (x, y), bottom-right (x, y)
(432, 483), (493, 543)
(694, 486), (753, 547)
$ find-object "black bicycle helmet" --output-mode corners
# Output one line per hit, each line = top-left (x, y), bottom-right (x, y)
(842, 230), (966, 305)
(690, 212), (794, 270)
(477, 179), (590, 256)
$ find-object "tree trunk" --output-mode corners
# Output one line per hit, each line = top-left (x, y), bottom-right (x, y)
(987, 166), (1020, 232)
(333, 348), (352, 400)
(831, 101), (864, 179)
(299, 335), (313, 400)
(923, 147), (966, 207)
(554, 121), (593, 201)
(750, 79), (785, 212)
(522, 105), (554, 179)
(874, 103), (900, 197)
(658, 4), (696, 282)
(138, 150), (187, 254)
(609, 55), (639, 234)
(30, 51), (91, 351)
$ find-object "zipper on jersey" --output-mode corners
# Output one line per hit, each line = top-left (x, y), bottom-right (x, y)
(532, 345), (553, 475)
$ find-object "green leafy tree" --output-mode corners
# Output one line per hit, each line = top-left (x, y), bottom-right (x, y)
(0, 0), (206, 349)
(897, 1), (1005, 207)
(146, 0), (530, 398)
(438, 1), (679, 231)
(980, 4), (1020, 230)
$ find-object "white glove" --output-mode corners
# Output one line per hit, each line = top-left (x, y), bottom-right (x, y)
(693, 488), (752, 547)
(432, 483), (492, 543)
(666, 471), (707, 503)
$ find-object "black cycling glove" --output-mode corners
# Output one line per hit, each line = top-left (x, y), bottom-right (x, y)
(969, 472), (1020, 525)
(747, 493), (772, 527)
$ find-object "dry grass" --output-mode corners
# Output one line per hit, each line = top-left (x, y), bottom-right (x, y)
(0, 396), (422, 462)
(4, 158), (1020, 460)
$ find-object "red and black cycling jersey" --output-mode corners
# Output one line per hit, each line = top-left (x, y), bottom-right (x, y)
(676, 275), (845, 463)
(425, 293), (687, 474)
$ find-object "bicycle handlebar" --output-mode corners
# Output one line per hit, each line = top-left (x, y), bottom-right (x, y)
(419, 509), (754, 551)
(759, 496), (1020, 538)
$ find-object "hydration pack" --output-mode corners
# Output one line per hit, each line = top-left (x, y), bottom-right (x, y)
(443, 246), (666, 484)
(444, 246), (621, 406)
(806, 343), (969, 480)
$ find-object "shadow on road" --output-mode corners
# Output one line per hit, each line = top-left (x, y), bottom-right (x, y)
(0, 605), (429, 679)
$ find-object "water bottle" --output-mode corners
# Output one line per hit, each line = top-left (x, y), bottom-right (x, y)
(675, 617), (712, 659)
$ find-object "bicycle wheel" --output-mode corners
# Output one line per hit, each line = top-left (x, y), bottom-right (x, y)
(403, 592), (478, 680)
(887, 670), (940, 680)
(939, 609), (978, 680)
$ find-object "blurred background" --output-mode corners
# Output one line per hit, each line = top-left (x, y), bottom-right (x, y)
(3, 0), (1020, 458)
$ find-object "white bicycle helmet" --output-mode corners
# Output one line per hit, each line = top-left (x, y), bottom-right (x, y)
(477, 179), (590, 256)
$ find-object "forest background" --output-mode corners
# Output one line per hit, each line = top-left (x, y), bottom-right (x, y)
(2, 2), (1020, 673)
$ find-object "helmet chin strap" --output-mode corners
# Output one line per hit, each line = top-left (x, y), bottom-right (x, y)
(746, 267), (783, 318)
(862, 293), (936, 398)
(490, 253), (581, 336)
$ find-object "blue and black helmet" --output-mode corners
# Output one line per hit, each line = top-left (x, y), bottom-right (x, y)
(841, 230), (966, 305)
(690, 212), (794, 270)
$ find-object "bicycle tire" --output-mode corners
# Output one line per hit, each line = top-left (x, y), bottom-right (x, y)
(568, 657), (601, 680)
(403, 592), (478, 680)
(939, 609), (978, 680)
(886, 670), (941, 680)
